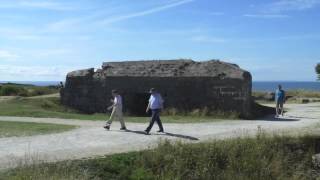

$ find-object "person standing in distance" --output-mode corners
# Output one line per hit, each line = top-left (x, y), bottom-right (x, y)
(104, 89), (127, 130)
(275, 85), (286, 118)
(144, 88), (164, 135)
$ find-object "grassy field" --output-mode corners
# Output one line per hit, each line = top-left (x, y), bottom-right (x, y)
(1, 134), (319, 179)
(0, 121), (77, 138)
(0, 97), (230, 123)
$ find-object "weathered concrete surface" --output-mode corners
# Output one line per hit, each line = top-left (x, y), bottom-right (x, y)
(61, 60), (252, 117)
(0, 103), (319, 170)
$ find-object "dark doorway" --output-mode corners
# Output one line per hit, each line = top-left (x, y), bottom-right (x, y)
(131, 93), (150, 116)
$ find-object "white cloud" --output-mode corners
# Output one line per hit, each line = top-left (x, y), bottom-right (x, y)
(34, 49), (72, 57)
(246, 0), (320, 20)
(0, 65), (79, 81)
(0, 27), (44, 40)
(0, 50), (20, 59)
(191, 36), (227, 43)
(44, 0), (196, 32)
(227, 57), (317, 81)
(0, 0), (77, 11)
(98, 0), (195, 25)
(267, 0), (320, 12)
(239, 34), (320, 42)
(209, 12), (225, 16)
(243, 14), (290, 19)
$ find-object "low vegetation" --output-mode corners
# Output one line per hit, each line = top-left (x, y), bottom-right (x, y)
(0, 97), (231, 123)
(1, 134), (319, 179)
(162, 107), (240, 119)
(253, 89), (320, 104)
(0, 121), (77, 138)
(286, 89), (320, 98)
(0, 83), (58, 97)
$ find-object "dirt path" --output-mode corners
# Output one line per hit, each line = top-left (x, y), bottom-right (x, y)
(0, 103), (320, 169)
(26, 93), (59, 99)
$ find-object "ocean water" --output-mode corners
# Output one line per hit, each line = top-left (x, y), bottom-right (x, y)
(253, 81), (320, 92)
(1, 81), (319, 92)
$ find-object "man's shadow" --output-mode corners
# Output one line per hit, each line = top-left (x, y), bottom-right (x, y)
(125, 129), (199, 141)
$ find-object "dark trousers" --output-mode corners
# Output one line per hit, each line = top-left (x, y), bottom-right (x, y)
(146, 109), (164, 132)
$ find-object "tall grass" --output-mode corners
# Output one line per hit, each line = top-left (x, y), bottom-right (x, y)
(1, 134), (319, 180)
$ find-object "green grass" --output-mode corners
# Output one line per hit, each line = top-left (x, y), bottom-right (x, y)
(0, 97), (234, 123)
(1, 134), (319, 180)
(0, 121), (77, 138)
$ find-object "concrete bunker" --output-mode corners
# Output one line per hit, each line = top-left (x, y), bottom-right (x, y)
(61, 59), (252, 117)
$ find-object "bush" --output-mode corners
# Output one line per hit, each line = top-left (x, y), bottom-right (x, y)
(0, 85), (26, 96)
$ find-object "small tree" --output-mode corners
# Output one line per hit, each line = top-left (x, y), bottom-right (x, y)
(316, 63), (320, 80)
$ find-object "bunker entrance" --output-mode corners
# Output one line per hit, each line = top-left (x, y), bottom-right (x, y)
(131, 93), (150, 116)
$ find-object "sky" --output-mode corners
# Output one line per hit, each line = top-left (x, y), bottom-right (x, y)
(0, 0), (319, 81)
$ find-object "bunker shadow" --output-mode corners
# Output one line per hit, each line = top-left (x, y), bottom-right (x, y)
(125, 129), (199, 141)
(259, 115), (300, 122)
(285, 115), (318, 120)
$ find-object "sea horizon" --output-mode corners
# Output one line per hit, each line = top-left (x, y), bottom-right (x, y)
(1, 80), (319, 92)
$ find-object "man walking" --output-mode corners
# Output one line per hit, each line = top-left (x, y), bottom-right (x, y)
(275, 85), (286, 118)
(104, 90), (127, 130)
(144, 88), (164, 135)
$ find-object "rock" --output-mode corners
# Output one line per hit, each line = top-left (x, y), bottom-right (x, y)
(61, 59), (253, 117)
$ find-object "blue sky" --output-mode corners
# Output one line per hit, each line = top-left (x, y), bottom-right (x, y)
(0, 0), (319, 81)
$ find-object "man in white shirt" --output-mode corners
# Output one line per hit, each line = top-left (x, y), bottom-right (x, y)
(104, 89), (126, 130)
(144, 88), (164, 134)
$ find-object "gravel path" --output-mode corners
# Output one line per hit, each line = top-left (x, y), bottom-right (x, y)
(0, 103), (320, 169)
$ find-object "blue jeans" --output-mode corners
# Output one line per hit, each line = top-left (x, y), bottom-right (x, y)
(146, 109), (164, 132)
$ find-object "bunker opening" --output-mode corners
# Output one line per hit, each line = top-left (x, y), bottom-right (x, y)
(130, 92), (150, 116)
